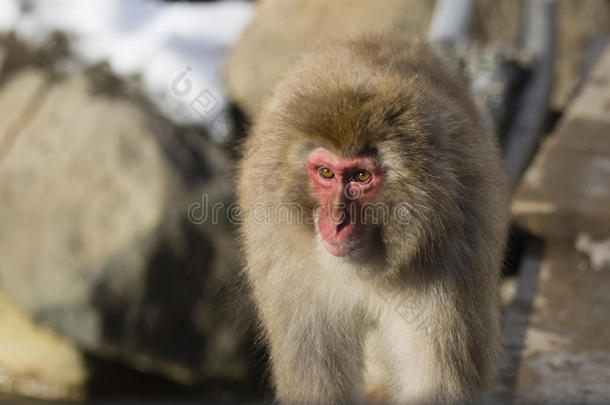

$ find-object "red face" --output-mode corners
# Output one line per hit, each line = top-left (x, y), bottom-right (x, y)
(307, 148), (384, 257)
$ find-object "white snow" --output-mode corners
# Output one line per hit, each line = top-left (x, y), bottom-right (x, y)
(0, 0), (20, 31)
(0, 0), (254, 142)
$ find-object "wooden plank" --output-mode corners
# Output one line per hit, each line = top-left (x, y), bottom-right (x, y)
(513, 44), (610, 239)
(511, 242), (610, 403)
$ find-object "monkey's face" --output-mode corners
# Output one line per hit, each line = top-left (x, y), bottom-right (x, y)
(307, 147), (384, 257)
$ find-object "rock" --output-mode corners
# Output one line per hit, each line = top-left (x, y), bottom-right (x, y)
(512, 44), (610, 239)
(0, 65), (248, 385)
(0, 69), (47, 161)
(225, 0), (436, 118)
(0, 288), (86, 400)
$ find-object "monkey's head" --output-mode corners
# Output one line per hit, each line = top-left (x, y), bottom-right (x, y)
(241, 37), (502, 269)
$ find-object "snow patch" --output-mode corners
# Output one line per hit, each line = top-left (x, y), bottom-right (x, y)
(0, 0), (20, 31)
(0, 0), (254, 141)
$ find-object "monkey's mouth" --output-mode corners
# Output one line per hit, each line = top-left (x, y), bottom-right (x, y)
(319, 219), (359, 257)
(322, 239), (358, 257)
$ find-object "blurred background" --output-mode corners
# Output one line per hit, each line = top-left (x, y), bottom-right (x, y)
(0, 0), (609, 404)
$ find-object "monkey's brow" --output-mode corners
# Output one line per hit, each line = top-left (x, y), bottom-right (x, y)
(357, 145), (378, 158)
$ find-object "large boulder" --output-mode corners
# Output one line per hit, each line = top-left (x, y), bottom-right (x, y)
(224, 0), (436, 118)
(0, 49), (87, 399)
(0, 56), (248, 386)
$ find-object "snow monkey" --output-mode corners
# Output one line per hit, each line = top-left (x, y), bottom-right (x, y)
(237, 36), (510, 405)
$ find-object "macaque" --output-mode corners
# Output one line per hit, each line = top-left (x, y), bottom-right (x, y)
(237, 35), (509, 405)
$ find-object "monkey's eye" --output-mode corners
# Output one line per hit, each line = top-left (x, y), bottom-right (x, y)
(319, 167), (335, 179)
(356, 170), (372, 183)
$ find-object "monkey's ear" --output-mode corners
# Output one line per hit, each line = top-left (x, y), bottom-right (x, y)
(382, 96), (412, 128)
(425, 122), (450, 152)
(413, 98), (454, 150)
(296, 141), (316, 162)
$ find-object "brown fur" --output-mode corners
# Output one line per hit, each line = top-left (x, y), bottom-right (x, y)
(237, 35), (510, 404)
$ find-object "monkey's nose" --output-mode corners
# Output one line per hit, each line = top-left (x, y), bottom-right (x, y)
(336, 212), (351, 233)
